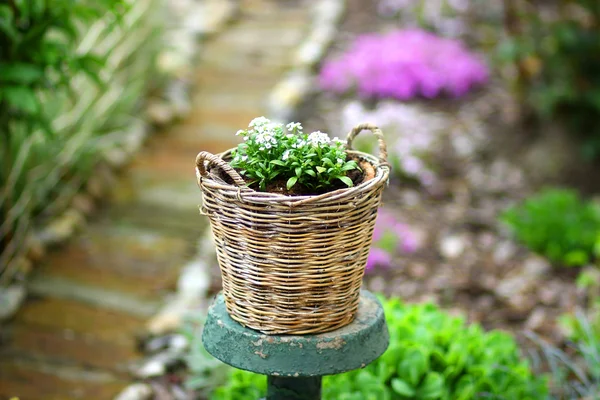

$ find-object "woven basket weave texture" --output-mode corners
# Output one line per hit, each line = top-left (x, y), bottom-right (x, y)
(195, 124), (390, 334)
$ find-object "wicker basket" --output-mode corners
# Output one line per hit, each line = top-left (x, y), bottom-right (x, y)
(195, 124), (390, 334)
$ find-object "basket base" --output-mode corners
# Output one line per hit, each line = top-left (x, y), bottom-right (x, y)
(223, 291), (362, 335)
(201, 290), (389, 377)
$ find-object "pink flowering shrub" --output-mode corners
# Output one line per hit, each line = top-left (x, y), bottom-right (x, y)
(319, 29), (489, 100)
(366, 209), (419, 272)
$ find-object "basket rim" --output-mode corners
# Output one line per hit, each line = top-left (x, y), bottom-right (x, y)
(197, 148), (390, 206)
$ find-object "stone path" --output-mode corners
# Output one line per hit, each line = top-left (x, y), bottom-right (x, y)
(0, 2), (311, 398)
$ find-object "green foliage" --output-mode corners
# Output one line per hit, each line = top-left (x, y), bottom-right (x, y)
(559, 268), (600, 350)
(207, 297), (548, 400)
(0, 0), (126, 130)
(500, 188), (600, 266)
(0, 0), (164, 281)
(499, 0), (600, 158)
(529, 312), (600, 399)
(231, 117), (359, 192)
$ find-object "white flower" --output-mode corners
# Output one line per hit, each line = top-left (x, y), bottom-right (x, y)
(255, 132), (273, 144)
(286, 122), (303, 133)
(337, 158), (344, 164)
(265, 143), (272, 149)
(249, 116), (270, 128)
(259, 146), (265, 151)
(236, 130), (245, 136)
(308, 131), (330, 146)
(242, 155), (248, 161)
(282, 150), (291, 160)
(267, 122), (283, 132)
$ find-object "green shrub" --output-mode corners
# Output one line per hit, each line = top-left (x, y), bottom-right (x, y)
(208, 297), (548, 400)
(0, 0), (126, 130)
(0, 0), (163, 281)
(499, 0), (600, 159)
(500, 188), (600, 266)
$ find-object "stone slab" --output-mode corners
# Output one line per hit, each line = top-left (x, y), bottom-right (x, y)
(0, 359), (127, 400)
(13, 297), (145, 345)
(104, 203), (204, 240)
(2, 324), (139, 373)
(194, 66), (280, 93)
(202, 290), (389, 377)
(27, 275), (160, 317)
(33, 223), (191, 300)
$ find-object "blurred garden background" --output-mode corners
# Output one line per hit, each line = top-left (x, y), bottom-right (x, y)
(1, 0), (600, 399)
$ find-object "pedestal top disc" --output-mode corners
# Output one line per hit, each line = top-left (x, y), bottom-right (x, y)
(202, 290), (389, 377)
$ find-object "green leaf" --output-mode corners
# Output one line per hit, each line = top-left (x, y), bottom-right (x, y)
(455, 376), (476, 400)
(75, 55), (106, 88)
(295, 167), (302, 177)
(30, 0), (46, 18)
(418, 372), (445, 399)
(304, 169), (316, 177)
(576, 270), (598, 289)
(0, 5), (14, 23)
(398, 347), (429, 387)
(55, 17), (79, 41)
(0, 5), (17, 39)
(0, 63), (44, 84)
(391, 379), (415, 396)
(3, 86), (39, 114)
(564, 250), (588, 266)
(37, 40), (65, 66)
(14, 0), (27, 14)
(342, 162), (358, 171)
(268, 170), (280, 180)
(322, 157), (334, 166)
(337, 176), (354, 187)
(316, 166), (326, 173)
(286, 176), (298, 190)
(270, 160), (286, 166)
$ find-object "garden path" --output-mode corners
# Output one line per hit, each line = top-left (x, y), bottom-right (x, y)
(0, 1), (311, 399)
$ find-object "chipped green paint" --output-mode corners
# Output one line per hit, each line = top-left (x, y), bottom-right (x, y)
(201, 290), (389, 377)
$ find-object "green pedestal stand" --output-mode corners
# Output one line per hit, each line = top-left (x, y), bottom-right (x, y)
(202, 290), (389, 400)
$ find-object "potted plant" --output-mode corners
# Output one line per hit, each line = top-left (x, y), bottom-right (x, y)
(195, 117), (390, 334)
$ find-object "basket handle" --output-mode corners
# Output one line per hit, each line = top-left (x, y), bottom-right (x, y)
(195, 151), (247, 187)
(345, 123), (388, 163)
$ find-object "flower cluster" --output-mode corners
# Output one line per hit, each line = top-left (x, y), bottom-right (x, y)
(366, 209), (420, 272)
(319, 29), (489, 100)
(230, 117), (359, 192)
